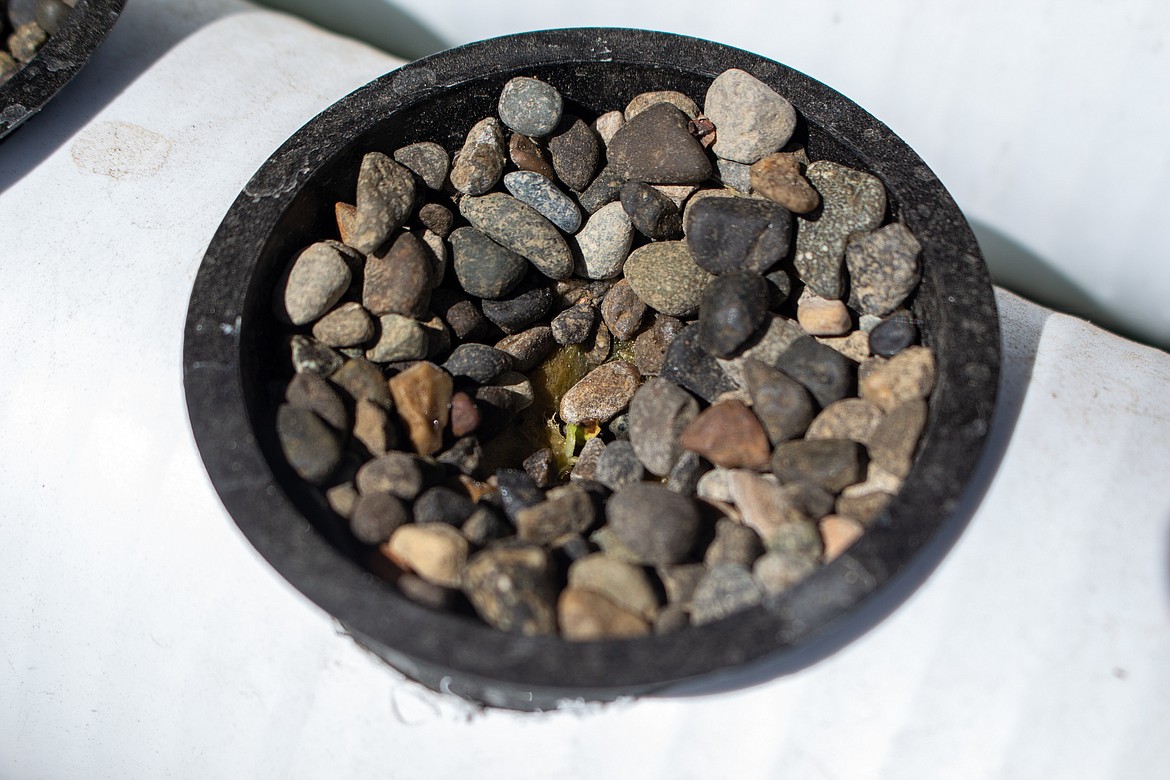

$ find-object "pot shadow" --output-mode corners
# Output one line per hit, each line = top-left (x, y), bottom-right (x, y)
(251, 0), (448, 60)
(0, 0), (248, 194)
(657, 241), (1049, 700)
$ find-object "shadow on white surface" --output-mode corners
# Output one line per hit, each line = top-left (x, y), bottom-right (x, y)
(0, 0), (247, 194)
(253, 0), (447, 59)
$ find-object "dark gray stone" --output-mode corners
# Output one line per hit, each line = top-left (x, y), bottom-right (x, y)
(460, 193), (574, 280)
(285, 371), (347, 431)
(628, 377), (700, 476)
(684, 196), (793, 274)
(495, 468), (545, 523)
(463, 545), (559, 635)
(578, 165), (626, 214)
(522, 448), (558, 488)
(442, 343), (514, 383)
(393, 141), (450, 190)
(437, 436), (482, 477)
(690, 563), (764, 625)
(430, 288), (490, 342)
(606, 483), (703, 566)
(413, 486), (477, 526)
(775, 336), (857, 408)
(480, 275), (554, 334)
(355, 451), (426, 499)
(450, 226), (529, 300)
(666, 450), (709, 496)
(550, 302), (597, 346)
(275, 404), (341, 484)
(741, 358), (817, 444)
(704, 518), (765, 568)
(869, 311), (918, 358)
(352, 152), (416, 255)
(417, 202), (454, 238)
(771, 439), (867, 493)
(697, 270), (770, 357)
(498, 76), (563, 137)
(593, 440), (646, 491)
(516, 484), (596, 544)
(350, 491), (409, 544)
(329, 357), (392, 408)
(606, 102), (713, 184)
(548, 115), (601, 191)
(660, 324), (739, 403)
(620, 180), (682, 240)
(461, 505), (511, 546)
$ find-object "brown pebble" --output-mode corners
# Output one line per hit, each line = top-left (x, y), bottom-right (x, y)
(835, 491), (893, 525)
(382, 524), (468, 588)
(449, 391), (480, 437)
(805, 398), (885, 445)
(750, 153), (820, 213)
(819, 515), (865, 562)
(335, 202), (358, 245)
(558, 588), (651, 641)
(633, 314), (685, 376)
(352, 397), (397, 455)
(797, 295), (852, 336)
(867, 399), (928, 478)
(462, 545), (559, 636)
(387, 361), (453, 456)
(859, 345), (935, 411)
(559, 361), (641, 424)
(678, 400), (772, 470)
(508, 133), (557, 181)
(600, 279), (647, 342)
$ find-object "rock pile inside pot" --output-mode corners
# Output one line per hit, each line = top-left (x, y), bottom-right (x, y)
(0, 0), (75, 86)
(272, 68), (934, 640)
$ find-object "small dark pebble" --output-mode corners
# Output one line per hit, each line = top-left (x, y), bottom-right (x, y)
(771, 438), (867, 494)
(619, 181), (683, 240)
(633, 314), (685, 376)
(437, 436), (483, 477)
(741, 358), (817, 444)
(462, 505), (512, 546)
(607, 103), (713, 184)
(661, 324), (739, 403)
(413, 486), (476, 526)
(430, 288), (490, 342)
(600, 279), (647, 342)
(355, 451), (425, 499)
(276, 404), (341, 485)
(593, 440), (646, 491)
(496, 468), (545, 523)
(523, 448), (558, 488)
(607, 413), (631, 441)
(666, 450), (709, 496)
(704, 517), (765, 568)
(397, 573), (461, 611)
(494, 325), (555, 373)
(393, 142), (450, 190)
(480, 275), (554, 334)
(697, 270), (770, 358)
(350, 491), (409, 544)
(417, 202), (454, 238)
(550, 303), (597, 345)
(285, 371), (348, 431)
(548, 115), (601, 192)
(606, 483), (702, 566)
(775, 336), (858, 408)
(442, 343), (514, 383)
(685, 196), (794, 274)
(509, 133), (557, 180)
(450, 226), (529, 300)
(329, 357), (392, 409)
(578, 165), (626, 214)
(869, 312), (919, 357)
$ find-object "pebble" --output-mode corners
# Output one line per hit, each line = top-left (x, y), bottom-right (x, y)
(572, 201), (634, 280)
(655, 603), (690, 634)
(806, 398), (885, 445)
(548, 115), (601, 192)
(494, 325), (555, 372)
(741, 358), (816, 444)
(280, 242), (352, 326)
(365, 314), (427, 363)
(334, 202), (358, 245)
(35, 0), (71, 35)
(684, 196), (793, 274)
(508, 133), (557, 180)
(462, 545), (559, 635)
(495, 468), (544, 523)
(450, 117), (506, 196)
(785, 480), (837, 519)
(352, 152), (416, 255)
(567, 553), (659, 620)
(363, 231), (432, 318)
(461, 505), (511, 546)
(624, 90), (699, 120)
(762, 515), (824, 558)
(355, 451), (425, 498)
(704, 68), (796, 164)
(554, 278), (613, 308)
(275, 404), (341, 484)
(497, 76), (563, 137)
(441, 343), (513, 383)
(705, 518), (765, 568)
(516, 483), (596, 544)
(352, 398), (396, 455)
(349, 492), (409, 544)
(593, 440), (646, 491)
(628, 377), (699, 476)
(696, 467), (736, 503)
(558, 588), (650, 641)
(817, 330), (871, 363)
(429, 289), (488, 342)
(859, 345), (935, 411)
(8, 21), (45, 63)
(750, 153), (820, 213)
(393, 141), (449, 190)
(666, 450), (708, 496)
(503, 170), (582, 233)
(797, 294), (852, 336)
(480, 275), (554, 334)
(285, 371), (347, 431)
(569, 436), (606, 481)
(771, 438), (866, 494)
(846, 222), (923, 316)
(460, 194), (574, 280)
(690, 563), (763, 625)
(449, 226), (529, 299)
(436, 436), (481, 477)
(619, 181), (683, 240)
(869, 312), (919, 357)
(632, 314), (685, 376)
(697, 270), (770, 357)
(607, 413), (631, 441)
(592, 110), (625, 144)
(582, 320), (613, 365)
(623, 241), (714, 318)
(726, 470), (809, 542)
(329, 357), (391, 408)
(660, 325), (739, 403)
(835, 491), (893, 525)
(868, 399), (928, 478)
(522, 448), (557, 488)
(775, 336), (857, 408)
(578, 165), (626, 214)
(600, 279), (646, 341)
(387, 361), (452, 456)
(383, 524), (468, 588)
(679, 400), (772, 470)
(819, 515), (865, 562)
(559, 361), (641, 424)
(445, 392), (479, 439)
(794, 161), (887, 299)
(606, 102), (713, 184)
(606, 483), (702, 565)
(326, 482), (359, 519)
(311, 302), (374, 347)
(716, 158), (753, 193)
(550, 303), (597, 345)
(753, 550), (818, 595)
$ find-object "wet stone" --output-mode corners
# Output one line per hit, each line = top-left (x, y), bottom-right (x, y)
(795, 161), (887, 299)
(462, 545), (558, 635)
(349, 492), (409, 545)
(450, 226), (529, 300)
(286, 371), (347, 431)
(363, 231), (432, 319)
(623, 241), (714, 318)
(633, 314), (685, 376)
(508, 133), (557, 180)
(568, 554), (659, 621)
(680, 400), (772, 471)
(276, 404), (341, 484)
(593, 440), (646, 491)
(859, 345), (935, 411)
(355, 451), (425, 499)
(573, 201), (635, 280)
(704, 68), (796, 163)
(806, 398), (885, 445)
(705, 517), (765, 568)
(522, 447), (557, 488)
(480, 276), (554, 334)
(750, 153), (820, 213)
(606, 483), (702, 566)
(869, 312), (919, 358)
(413, 486), (476, 526)
(450, 117), (506, 196)
(387, 361), (452, 456)
(606, 102), (713, 184)
(497, 76), (563, 137)
(625, 90), (699, 121)
(494, 325), (555, 372)
(504, 170), (582, 233)
(775, 336), (857, 408)
(560, 361), (641, 425)
(548, 115), (601, 192)
(868, 399), (928, 478)
(281, 242), (352, 326)
(460, 193), (574, 280)
(685, 196), (793, 274)
(698, 270), (770, 357)
(797, 294), (852, 337)
(690, 563), (763, 626)
(329, 357), (391, 408)
(516, 484), (596, 544)
(741, 358), (816, 444)
(772, 438), (867, 494)
(600, 279), (646, 342)
(550, 303), (597, 345)
(383, 524), (468, 588)
(661, 325), (739, 403)
(628, 377), (700, 476)
(442, 343), (513, 384)
(366, 314), (427, 363)
(393, 141), (450, 190)
(847, 222), (923, 316)
(352, 398), (396, 455)
(352, 152), (416, 255)
(311, 302), (374, 347)
(620, 181), (683, 240)
(558, 588), (650, 641)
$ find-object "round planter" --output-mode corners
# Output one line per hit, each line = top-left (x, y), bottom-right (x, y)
(184, 28), (999, 711)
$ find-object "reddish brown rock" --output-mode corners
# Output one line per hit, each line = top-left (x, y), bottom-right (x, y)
(678, 399), (771, 470)
(387, 361), (453, 456)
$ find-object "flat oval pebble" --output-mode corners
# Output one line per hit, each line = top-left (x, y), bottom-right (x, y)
(558, 588), (650, 641)
(846, 222), (923, 316)
(795, 161), (887, 299)
(460, 193), (574, 280)
(704, 68), (796, 164)
(355, 451), (424, 499)
(568, 552), (659, 620)
(548, 115), (601, 192)
(383, 524), (468, 588)
(741, 358), (816, 444)
(275, 404), (341, 484)
(628, 377), (699, 476)
(449, 226), (529, 300)
(573, 201), (635, 280)
(869, 312), (918, 357)
(623, 240), (714, 318)
(559, 360), (641, 424)
(503, 170), (582, 233)
(550, 302), (597, 346)
(690, 563), (763, 626)
(351, 152), (416, 255)
(619, 180), (682, 240)
(441, 343), (514, 383)
(698, 270), (770, 357)
(362, 231), (432, 318)
(685, 196), (793, 274)
(393, 141), (449, 190)
(311, 302), (374, 347)
(806, 398), (885, 445)
(450, 117), (506, 196)
(797, 294), (852, 336)
(606, 483), (702, 566)
(678, 399), (772, 470)
(859, 345), (935, 411)
(606, 102), (712, 185)
(281, 242), (352, 326)
(365, 314), (427, 363)
(350, 492), (409, 544)
(497, 76), (563, 137)
(750, 153), (820, 213)
(771, 438), (867, 494)
(775, 336), (858, 408)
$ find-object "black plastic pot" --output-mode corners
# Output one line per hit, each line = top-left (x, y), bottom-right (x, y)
(184, 28), (999, 711)
(0, 0), (127, 139)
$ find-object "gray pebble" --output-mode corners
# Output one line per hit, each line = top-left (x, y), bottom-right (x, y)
(311, 302), (374, 347)
(497, 76), (563, 137)
(684, 196), (793, 274)
(771, 438), (867, 494)
(494, 325), (555, 372)
(697, 270), (770, 357)
(450, 117), (506, 196)
(495, 468), (544, 523)
(593, 440), (646, 491)
(869, 312), (918, 357)
(765, 267), (793, 308)
(355, 451), (425, 499)
(413, 486), (476, 526)
(393, 141), (450, 190)
(704, 68), (796, 164)
(624, 90), (699, 120)
(606, 483), (702, 566)
(442, 343), (514, 383)
(460, 193), (574, 280)
(352, 152), (416, 255)
(754, 550), (818, 595)
(666, 450), (709, 496)
(35, 0), (70, 35)
(623, 240), (714, 318)
(349, 492), (409, 544)
(572, 201), (634, 280)
(690, 563), (763, 625)
(329, 357), (392, 408)
(570, 436), (607, 482)
(606, 102), (712, 184)
(620, 180), (683, 240)
(633, 314), (685, 376)
(600, 278), (646, 342)
(430, 288), (489, 342)
(775, 335), (857, 408)
(480, 275), (553, 334)
(280, 242), (352, 326)
(503, 170), (582, 233)
(578, 165), (626, 214)
(846, 222), (922, 316)
(806, 398), (885, 445)
(607, 413), (631, 441)
(868, 399), (928, 479)
(628, 377), (699, 476)
(363, 231), (432, 318)
(741, 358), (816, 444)
(516, 484), (596, 545)
(291, 334), (343, 377)
(550, 302), (597, 345)
(365, 314), (427, 363)
(548, 115), (601, 192)
(276, 404), (341, 484)
(437, 436), (482, 477)
(285, 371), (347, 431)
(462, 505), (511, 546)
(716, 158), (753, 193)
(449, 226), (528, 300)
(522, 447), (557, 488)
(418, 202), (454, 238)
(660, 324), (739, 403)
(704, 518), (766, 568)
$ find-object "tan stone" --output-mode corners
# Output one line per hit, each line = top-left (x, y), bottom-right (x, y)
(806, 398), (885, 445)
(749, 153), (820, 213)
(558, 587), (651, 641)
(819, 514), (866, 562)
(568, 553), (660, 620)
(859, 345), (935, 411)
(797, 295), (852, 336)
(388, 361), (453, 456)
(382, 524), (468, 588)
